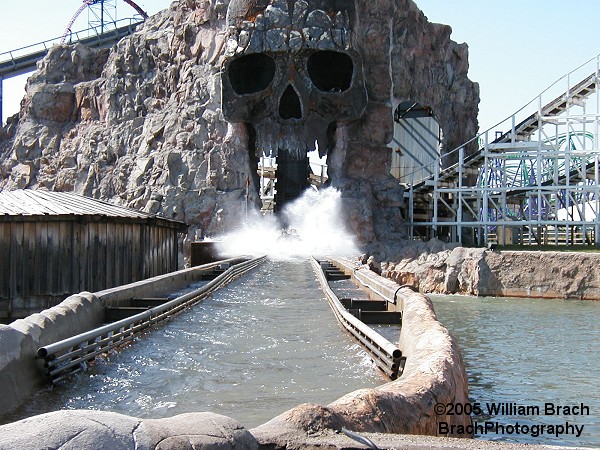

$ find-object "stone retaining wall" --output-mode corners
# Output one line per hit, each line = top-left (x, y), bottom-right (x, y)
(481, 250), (600, 299)
(381, 240), (600, 299)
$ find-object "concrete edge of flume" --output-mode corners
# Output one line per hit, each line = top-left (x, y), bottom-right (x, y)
(0, 410), (589, 450)
(0, 258), (588, 450)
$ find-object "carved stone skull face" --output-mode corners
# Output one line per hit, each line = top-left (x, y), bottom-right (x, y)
(221, 0), (368, 163)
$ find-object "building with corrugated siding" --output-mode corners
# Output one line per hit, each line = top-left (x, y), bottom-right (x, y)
(0, 190), (187, 321)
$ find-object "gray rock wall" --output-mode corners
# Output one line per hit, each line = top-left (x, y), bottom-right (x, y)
(0, 0), (478, 247)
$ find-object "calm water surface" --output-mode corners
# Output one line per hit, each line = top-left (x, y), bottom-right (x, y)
(5, 260), (384, 427)
(430, 294), (600, 448)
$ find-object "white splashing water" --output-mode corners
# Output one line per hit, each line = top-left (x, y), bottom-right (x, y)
(215, 187), (361, 260)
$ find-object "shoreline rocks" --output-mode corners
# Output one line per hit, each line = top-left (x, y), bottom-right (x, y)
(0, 410), (258, 450)
(371, 239), (600, 300)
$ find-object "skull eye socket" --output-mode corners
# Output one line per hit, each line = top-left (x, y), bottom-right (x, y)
(228, 53), (276, 95)
(307, 51), (354, 93)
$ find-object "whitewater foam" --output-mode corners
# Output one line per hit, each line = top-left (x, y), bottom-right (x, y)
(215, 187), (360, 260)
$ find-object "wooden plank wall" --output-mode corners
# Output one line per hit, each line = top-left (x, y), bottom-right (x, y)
(0, 219), (182, 319)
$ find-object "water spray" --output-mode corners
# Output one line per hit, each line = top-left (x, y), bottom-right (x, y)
(215, 187), (360, 260)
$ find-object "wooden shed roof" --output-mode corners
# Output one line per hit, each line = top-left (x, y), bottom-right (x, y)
(0, 190), (187, 229)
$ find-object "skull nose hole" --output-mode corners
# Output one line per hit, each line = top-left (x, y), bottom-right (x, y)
(279, 85), (302, 120)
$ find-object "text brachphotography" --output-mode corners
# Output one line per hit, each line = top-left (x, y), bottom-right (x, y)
(439, 421), (585, 439)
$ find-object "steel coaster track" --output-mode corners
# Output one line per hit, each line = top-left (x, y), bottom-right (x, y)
(310, 258), (404, 380)
(0, 0), (147, 80)
(37, 256), (267, 385)
(61, 0), (148, 44)
(0, 19), (143, 80)
(405, 54), (600, 193)
(402, 53), (600, 245)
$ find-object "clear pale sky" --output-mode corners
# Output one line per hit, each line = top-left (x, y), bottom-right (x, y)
(2, 1), (600, 133)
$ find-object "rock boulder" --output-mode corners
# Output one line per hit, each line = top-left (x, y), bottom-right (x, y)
(0, 410), (258, 450)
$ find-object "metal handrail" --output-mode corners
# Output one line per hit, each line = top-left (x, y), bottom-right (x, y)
(37, 256), (267, 384)
(351, 267), (396, 304)
(310, 258), (403, 380)
(399, 52), (600, 186)
(0, 18), (142, 61)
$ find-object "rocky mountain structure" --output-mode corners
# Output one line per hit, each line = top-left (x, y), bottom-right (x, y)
(0, 0), (479, 248)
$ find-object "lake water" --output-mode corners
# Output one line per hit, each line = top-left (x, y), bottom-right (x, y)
(430, 294), (600, 448)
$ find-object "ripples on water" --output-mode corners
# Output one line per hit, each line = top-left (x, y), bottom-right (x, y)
(5, 260), (384, 427)
(430, 294), (600, 448)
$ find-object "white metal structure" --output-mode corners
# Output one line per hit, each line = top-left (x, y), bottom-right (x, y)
(258, 155), (277, 212)
(401, 54), (600, 246)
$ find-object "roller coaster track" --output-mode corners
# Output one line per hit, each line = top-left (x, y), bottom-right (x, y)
(0, 0), (147, 80)
(61, 0), (148, 44)
(411, 69), (599, 194)
(0, 19), (143, 80)
(404, 53), (600, 245)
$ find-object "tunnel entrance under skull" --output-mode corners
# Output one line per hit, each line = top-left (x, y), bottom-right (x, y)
(257, 146), (329, 214)
(271, 151), (309, 213)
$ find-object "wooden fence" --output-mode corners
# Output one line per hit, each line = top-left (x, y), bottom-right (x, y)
(0, 216), (186, 320)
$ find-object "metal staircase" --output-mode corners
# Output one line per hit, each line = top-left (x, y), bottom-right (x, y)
(402, 54), (600, 246)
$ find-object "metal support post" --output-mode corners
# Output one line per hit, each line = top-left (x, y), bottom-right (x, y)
(457, 146), (464, 244)
(483, 131), (490, 246)
(596, 157), (599, 245)
(596, 57), (600, 244)
(409, 171), (414, 240)
(0, 75), (3, 125)
(511, 114), (516, 145)
(537, 94), (543, 236)
(501, 154), (508, 246)
(433, 152), (439, 239)
(565, 74), (573, 244)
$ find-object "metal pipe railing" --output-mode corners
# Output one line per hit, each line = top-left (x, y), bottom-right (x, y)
(37, 256), (267, 384)
(310, 258), (403, 380)
(0, 18), (142, 61)
(351, 267), (396, 304)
